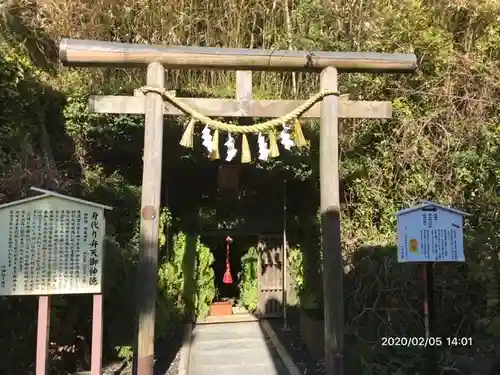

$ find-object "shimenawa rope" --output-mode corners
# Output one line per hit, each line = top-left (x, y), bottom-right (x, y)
(138, 85), (339, 162)
(139, 86), (339, 133)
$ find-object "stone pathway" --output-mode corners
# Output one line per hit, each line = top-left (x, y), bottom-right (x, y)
(188, 321), (289, 375)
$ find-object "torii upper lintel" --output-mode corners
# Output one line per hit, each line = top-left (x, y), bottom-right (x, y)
(59, 38), (417, 73)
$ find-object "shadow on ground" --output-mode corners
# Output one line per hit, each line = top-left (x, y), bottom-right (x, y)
(153, 327), (194, 375)
(262, 299), (323, 375)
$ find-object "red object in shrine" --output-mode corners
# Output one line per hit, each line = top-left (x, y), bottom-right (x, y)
(223, 236), (233, 284)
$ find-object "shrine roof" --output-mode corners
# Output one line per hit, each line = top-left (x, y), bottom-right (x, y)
(395, 200), (469, 217)
(0, 187), (113, 210)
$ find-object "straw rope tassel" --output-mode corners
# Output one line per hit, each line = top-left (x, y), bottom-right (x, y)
(209, 129), (220, 160)
(241, 134), (251, 163)
(268, 131), (280, 158)
(293, 118), (307, 147)
(179, 117), (196, 148)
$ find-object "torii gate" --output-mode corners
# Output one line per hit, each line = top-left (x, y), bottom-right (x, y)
(59, 39), (416, 375)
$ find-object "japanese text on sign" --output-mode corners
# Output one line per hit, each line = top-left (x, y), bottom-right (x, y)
(0, 198), (105, 296)
(396, 206), (465, 263)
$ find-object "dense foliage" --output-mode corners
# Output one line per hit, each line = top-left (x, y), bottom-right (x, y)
(238, 246), (259, 312)
(1, 0), (499, 373)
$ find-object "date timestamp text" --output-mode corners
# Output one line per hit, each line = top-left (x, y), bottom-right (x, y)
(381, 336), (472, 348)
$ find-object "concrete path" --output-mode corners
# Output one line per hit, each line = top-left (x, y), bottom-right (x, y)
(188, 321), (289, 375)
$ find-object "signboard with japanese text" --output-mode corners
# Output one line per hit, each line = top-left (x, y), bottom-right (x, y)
(0, 195), (107, 296)
(395, 201), (467, 263)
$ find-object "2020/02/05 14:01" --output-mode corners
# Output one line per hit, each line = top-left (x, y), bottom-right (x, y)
(381, 337), (473, 347)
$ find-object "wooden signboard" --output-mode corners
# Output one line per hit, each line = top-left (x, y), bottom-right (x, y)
(0, 187), (112, 375)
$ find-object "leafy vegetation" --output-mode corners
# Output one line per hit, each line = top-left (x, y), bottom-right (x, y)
(0, 0), (499, 373)
(157, 230), (215, 323)
(193, 236), (216, 319)
(238, 246), (259, 312)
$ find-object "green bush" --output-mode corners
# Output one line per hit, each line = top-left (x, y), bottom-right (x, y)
(238, 246), (259, 312)
(287, 245), (321, 309)
(194, 237), (215, 319)
(156, 209), (184, 337)
(286, 246), (302, 306)
(157, 231), (215, 322)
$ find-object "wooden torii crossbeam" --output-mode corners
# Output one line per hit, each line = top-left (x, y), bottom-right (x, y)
(59, 39), (416, 375)
(89, 88), (392, 118)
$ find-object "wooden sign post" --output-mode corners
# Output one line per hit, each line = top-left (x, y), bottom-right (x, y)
(0, 187), (112, 375)
(59, 38), (417, 375)
(395, 200), (470, 375)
